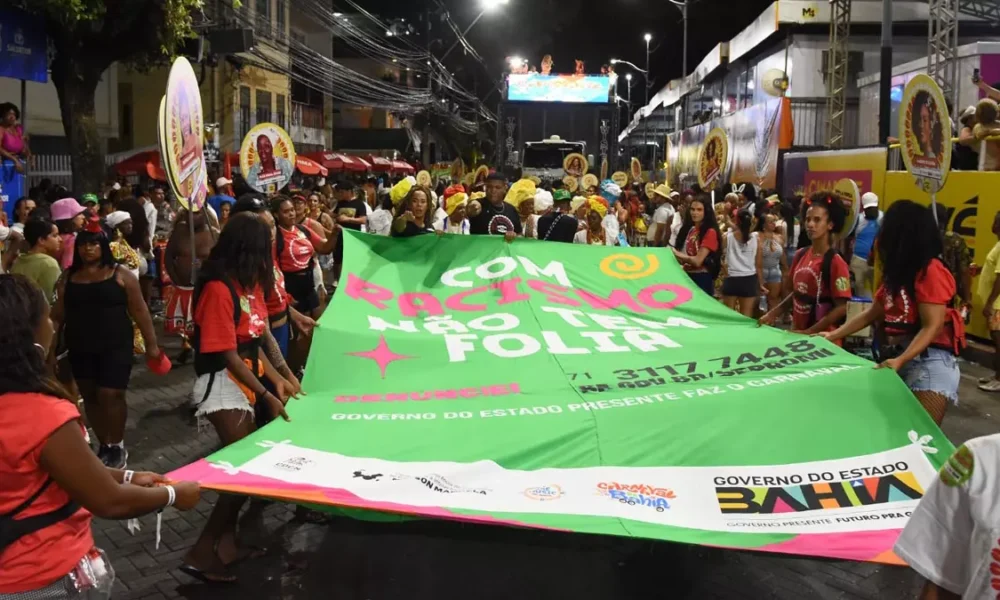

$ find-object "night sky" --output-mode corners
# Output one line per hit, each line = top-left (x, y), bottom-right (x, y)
(376, 0), (776, 97)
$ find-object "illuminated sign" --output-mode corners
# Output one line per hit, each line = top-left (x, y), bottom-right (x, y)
(507, 74), (612, 104)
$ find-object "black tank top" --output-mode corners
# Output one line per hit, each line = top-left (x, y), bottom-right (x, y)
(64, 267), (133, 354)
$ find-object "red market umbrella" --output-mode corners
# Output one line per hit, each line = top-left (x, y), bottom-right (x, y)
(304, 152), (368, 173)
(391, 159), (414, 173)
(295, 155), (328, 177)
(367, 155), (393, 172)
(114, 150), (167, 181)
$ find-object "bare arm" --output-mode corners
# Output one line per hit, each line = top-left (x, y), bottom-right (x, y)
(163, 231), (183, 286)
(41, 423), (178, 519)
(119, 269), (159, 357)
(978, 79), (1000, 102)
(825, 302), (884, 342)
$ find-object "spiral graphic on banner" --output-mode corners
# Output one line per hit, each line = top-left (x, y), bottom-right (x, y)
(600, 254), (660, 280)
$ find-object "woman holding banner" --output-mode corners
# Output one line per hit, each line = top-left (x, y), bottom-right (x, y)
(820, 201), (964, 425)
(672, 194), (721, 297)
(759, 192), (850, 336)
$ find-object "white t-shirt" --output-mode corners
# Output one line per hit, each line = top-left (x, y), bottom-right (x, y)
(725, 230), (759, 278)
(647, 204), (675, 243)
(669, 211), (684, 247)
(368, 208), (393, 236)
(142, 199), (157, 250)
(895, 435), (1000, 597)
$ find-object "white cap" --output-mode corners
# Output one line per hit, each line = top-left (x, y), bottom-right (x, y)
(216, 177), (233, 189)
(861, 192), (879, 209)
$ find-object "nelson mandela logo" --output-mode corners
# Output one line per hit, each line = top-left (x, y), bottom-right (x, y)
(352, 469), (489, 495)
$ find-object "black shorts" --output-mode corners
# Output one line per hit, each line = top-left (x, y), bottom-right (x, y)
(69, 351), (133, 390)
(722, 274), (759, 298)
(283, 268), (320, 313)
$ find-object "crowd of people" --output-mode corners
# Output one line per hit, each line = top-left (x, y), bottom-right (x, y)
(0, 157), (983, 595)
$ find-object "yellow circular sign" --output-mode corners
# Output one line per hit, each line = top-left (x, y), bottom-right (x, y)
(600, 253), (660, 280)
(416, 170), (432, 187)
(163, 57), (205, 208)
(563, 153), (588, 178)
(474, 164), (490, 186)
(611, 171), (629, 188)
(582, 173), (599, 191)
(563, 175), (579, 193)
(630, 157), (642, 182)
(240, 123), (297, 194)
(831, 178), (861, 238)
(645, 182), (656, 198)
(900, 74), (952, 193)
(698, 128), (729, 191)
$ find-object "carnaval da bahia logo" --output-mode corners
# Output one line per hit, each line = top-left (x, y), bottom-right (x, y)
(714, 463), (924, 514)
(597, 481), (676, 512)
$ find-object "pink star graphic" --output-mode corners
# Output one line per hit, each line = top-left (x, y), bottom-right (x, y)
(348, 335), (415, 379)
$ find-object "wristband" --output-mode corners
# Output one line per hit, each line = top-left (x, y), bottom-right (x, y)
(164, 485), (176, 508)
(123, 470), (135, 485)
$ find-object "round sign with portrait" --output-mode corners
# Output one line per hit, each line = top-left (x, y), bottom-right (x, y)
(611, 171), (629, 188)
(630, 157), (642, 182)
(899, 74), (952, 193)
(698, 128), (729, 191)
(163, 57), (206, 208)
(450, 158), (466, 181)
(563, 153), (588, 178)
(831, 178), (861, 239)
(240, 123), (297, 194)
(474, 165), (490, 186)
(416, 170), (432, 187)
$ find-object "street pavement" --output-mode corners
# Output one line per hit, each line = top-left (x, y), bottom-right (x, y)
(97, 335), (1000, 600)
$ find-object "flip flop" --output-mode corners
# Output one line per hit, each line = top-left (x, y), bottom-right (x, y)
(178, 564), (237, 584)
(224, 545), (268, 567)
(979, 377), (993, 385)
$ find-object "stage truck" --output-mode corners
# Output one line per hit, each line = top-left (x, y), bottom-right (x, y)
(495, 72), (619, 183)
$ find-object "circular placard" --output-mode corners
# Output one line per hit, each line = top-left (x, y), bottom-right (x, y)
(163, 57), (205, 208)
(899, 74), (952, 193)
(564, 153), (588, 178)
(240, 123), (297, 194)
(698, 128), (729, 191)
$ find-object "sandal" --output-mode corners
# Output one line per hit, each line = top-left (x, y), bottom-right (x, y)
(179, 563), (237, 584)
(978, 379), (1000, 392)
(979, 377), (994, 386)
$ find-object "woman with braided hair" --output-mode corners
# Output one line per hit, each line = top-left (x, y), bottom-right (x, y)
(759, 191), (851, 335)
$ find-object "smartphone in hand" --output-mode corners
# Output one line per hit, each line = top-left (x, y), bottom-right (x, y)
(973, 68), (981, 84)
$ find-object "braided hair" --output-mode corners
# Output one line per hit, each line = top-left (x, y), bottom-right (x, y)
(801, 191), (848, 297)
(0, 275), (72, 401)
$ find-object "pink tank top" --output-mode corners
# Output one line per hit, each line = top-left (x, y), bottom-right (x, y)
(1, 126), (24, 155)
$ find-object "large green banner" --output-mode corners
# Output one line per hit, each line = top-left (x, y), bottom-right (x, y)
(173, 230), (952, 564)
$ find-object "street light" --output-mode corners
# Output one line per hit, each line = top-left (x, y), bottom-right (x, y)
(508, 56), (526, 70)
(610, 58), (647, 73)
(441, 0), (511, 61)
(667, 0), (689, 77)
(626, 73), (633, 120)
(644, 33), (652, 106)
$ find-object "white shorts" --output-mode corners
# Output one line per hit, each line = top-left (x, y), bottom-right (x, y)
(192, 371), (253, 418)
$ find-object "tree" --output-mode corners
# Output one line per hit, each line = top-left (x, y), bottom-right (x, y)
(8, 0), (215, 193)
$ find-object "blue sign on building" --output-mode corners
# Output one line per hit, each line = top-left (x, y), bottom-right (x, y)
(0, 9), (48, 83)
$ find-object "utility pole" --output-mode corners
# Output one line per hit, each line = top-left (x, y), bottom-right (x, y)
(423, 9), (432, 167)
(878, 0), (892, 144)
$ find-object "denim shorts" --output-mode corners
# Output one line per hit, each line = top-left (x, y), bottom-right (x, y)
(762, 266), (782, 284)
(898, 347), (960, 405)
